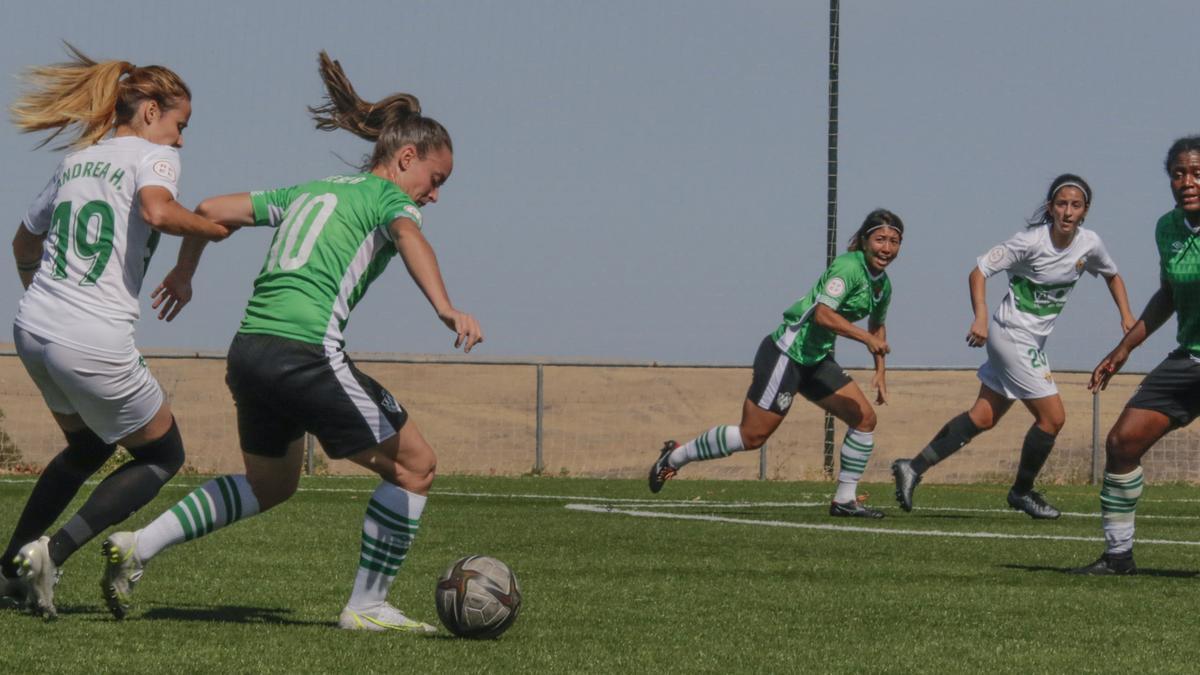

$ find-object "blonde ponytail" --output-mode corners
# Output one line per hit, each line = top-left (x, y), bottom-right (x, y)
(10, 43), (190, 150)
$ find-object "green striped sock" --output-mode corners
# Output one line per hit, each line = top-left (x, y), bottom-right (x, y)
(347, 484), (427, 610)
(1100, 467), (1143, 555)
(135, 475), (261, 561)
(835, 429), (874, 502)
(668, 426), (745, 468)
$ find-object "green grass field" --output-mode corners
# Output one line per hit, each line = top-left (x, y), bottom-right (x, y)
(3, 474), (1200, 673)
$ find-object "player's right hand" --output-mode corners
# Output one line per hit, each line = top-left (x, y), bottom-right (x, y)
(865, 335), (890, 356)
(438, 307), (484, 353)
(965, 319), (988, 348)
(1089, 347), (1129, 392)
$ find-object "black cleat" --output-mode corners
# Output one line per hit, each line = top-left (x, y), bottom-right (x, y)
(648, 440), (678, 494)
(891, 459), (921, 512)
(1070, 552), (1136, 576)
(1007, 489), (1061, 520)
(829, 497), (885, 519)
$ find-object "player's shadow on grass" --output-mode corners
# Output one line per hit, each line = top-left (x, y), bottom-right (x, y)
(999, 563), (1200, 579)
(141, 604), (330, 626)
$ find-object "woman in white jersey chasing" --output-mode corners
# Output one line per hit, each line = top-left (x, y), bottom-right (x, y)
(100, 52), (481, 632)
(4, 46), (233, 618)
(1072, 136), (1200, 575)
(649, 209), (902, 519)
(891, 174), (1134, 518)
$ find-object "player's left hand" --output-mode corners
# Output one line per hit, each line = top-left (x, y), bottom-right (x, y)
(872, 371), (888, 405)
(152, 267), (194, 322)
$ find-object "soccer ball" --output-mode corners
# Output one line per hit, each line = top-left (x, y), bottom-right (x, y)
(435, 555), (522, 639)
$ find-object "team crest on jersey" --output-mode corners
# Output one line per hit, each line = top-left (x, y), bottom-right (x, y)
(776, 392), (793, 411)
(824, 277), (846, 298)
(402, 204), (423, 227)
(380, 392), (402, 414)
(152, 160), (177, 183)
(1075, 257), (1086, 273)
(1172, 241), (1186, 252)
(986, 245), (1007, 264)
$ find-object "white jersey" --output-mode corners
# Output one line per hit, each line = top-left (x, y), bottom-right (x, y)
(976, 223), (1117, 344)
(14, 136), (181, 357)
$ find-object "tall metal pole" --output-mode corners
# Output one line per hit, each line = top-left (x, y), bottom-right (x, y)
(823, 0), (841, 479)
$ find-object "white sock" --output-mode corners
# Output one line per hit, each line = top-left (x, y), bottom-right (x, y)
(135, 475), (260, 561)
(346, 483), (427, 610)
(1100, 467), (1143, 555)
(834, 428), (874, 503)
(667, 426), (745, 468)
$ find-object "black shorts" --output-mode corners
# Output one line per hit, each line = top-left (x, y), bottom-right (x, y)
(1126, 349), (1200, 428)
(225, 333), (408, 458)
(745, 335), (852, 415)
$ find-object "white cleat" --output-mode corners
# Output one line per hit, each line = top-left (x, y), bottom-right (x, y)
(338, 603), (437, 634)
(14, 536), (58, 619)
(101, 531), (145, 620)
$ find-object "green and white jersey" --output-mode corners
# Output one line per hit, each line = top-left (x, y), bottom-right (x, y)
(978, 224), (1117, 345)
(1154, 208), (1200, 356)
(240, 173), (422, 347)
(771, 250), (891, 366)
(14, 136), (180, 357)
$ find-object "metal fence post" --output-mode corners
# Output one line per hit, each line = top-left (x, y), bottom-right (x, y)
(1091, 390), (1102, 485)
(759, 443), (767, 480)
(535, 364), (544, 474)
(305, 432), (315, 476)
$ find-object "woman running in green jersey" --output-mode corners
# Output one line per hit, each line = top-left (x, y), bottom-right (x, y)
(100, 53), (482, 631)
(1074, 136), (1200, 575)
(891, 174), (1134, 520)
(4, 46), (232, 618)
(649, 209), (903, 519)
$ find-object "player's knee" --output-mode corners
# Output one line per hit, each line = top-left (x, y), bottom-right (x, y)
(126, 418), (185, 477)
(247, 474), (297, 511)
(855, 408), (878, 433)
(57, 427), (117, 477)
(741, 430), (769, 450)
(1039, 415), (1065, 436)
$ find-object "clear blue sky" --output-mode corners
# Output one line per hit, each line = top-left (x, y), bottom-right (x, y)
(1, 1), (1196, 372)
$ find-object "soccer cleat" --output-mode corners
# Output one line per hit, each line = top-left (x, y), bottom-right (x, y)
(648, 440), (679, 493)
(1006, 489), (1061, 520)
(14, 536), (58, 618)
(0, 571), (27, 609)
(338, 603), (438, 633)
(101, 531), (145, 620)
(891, 459), (922, 512)
(829, 496), (885, 519)
(1070, 552), (1136, 576)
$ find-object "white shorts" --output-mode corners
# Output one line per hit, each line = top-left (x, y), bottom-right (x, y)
(976, 319), (1057, 400)
(14, 325), (164, 444)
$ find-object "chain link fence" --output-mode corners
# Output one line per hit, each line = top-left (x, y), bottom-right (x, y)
(1, 349), (1198, 485)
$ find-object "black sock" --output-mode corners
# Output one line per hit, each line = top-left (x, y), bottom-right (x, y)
(47, 420), (185, 567)
(910, 412), (982, 475)
(1012, 425), (1056, 494)
(1, 429), (114, 577)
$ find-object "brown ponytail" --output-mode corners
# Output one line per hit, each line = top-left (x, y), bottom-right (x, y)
(309, 51), (451, 170)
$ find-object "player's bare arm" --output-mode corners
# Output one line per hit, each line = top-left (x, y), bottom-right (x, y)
(390, 216), (483, 352)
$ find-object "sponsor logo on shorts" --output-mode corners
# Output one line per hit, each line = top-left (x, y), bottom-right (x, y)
(824, 277), (846, 298)
(380, 392), (402, 414)
(776, 392), (793, 411)
(152, 160), (177, 182)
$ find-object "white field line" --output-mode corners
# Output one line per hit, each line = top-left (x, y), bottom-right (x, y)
(0, 477), (1198, 522)
(565, 504), (1200, 547)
